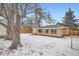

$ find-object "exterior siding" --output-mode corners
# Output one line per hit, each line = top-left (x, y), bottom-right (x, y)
(32, 28), (63, 37)
(62, 28), (70, 36)
(0, 25), (6, 36)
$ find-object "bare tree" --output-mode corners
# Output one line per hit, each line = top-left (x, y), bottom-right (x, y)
(45, 12), (56, 25)
(0, 3), (55, 50)
(33, 4), (55, 27)
(0, 3), (34, 50)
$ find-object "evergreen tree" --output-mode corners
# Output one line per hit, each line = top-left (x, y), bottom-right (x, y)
(63, 8), (77, 29)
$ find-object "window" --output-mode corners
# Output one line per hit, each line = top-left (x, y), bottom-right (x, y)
(51, 29), (57, 33)
(45, 29), (49, 33)
(38, 29), (42, 33)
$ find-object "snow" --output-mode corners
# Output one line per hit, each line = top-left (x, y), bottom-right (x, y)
(0, 33), (79, 56)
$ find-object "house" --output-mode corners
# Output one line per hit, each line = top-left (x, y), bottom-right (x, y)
(20, 20), (33, 33)
(0, 19), (7, 37)
(32, 23), (70, 37)
(0, 25), (6, 36)
(32, 22), (79, 37)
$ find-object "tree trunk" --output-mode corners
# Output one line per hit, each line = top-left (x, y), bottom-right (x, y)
(0, 4), (22, 50)
(8, 4), (21, 50)
(9, 23), (21, 50)
(9, 17), (21, 50)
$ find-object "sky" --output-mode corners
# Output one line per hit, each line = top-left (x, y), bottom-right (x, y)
(0, 3), (79, 26)
(40, 3), (79, 22)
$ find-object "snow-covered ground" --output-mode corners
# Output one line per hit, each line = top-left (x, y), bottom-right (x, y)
(0, 33), (79, 56)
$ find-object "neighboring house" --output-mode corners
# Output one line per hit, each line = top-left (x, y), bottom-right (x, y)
(0, 25), (6, 36)
(20, 20), (33, 33)
(0, 19), (7, 36)
(32, 22), (79, 37)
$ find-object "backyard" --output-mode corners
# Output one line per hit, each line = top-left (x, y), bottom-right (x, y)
(0, 33), (79, 56)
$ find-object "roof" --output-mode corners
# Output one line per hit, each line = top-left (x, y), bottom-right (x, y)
(76, 23), (79, 27)
(39, 25), (60, 28)
(56, 22), (67, 26)
(34, 22), (68, 29)
(33, 22), (79, 29)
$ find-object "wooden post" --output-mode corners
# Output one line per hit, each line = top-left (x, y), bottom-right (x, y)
(71, 34), (73, 49)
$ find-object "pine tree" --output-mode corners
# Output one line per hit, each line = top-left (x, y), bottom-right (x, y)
(63, 8), (77, 29)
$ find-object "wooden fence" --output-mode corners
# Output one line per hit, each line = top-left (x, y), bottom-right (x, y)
(20, 29), (32, 33)
(70, 30), (79, 35)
